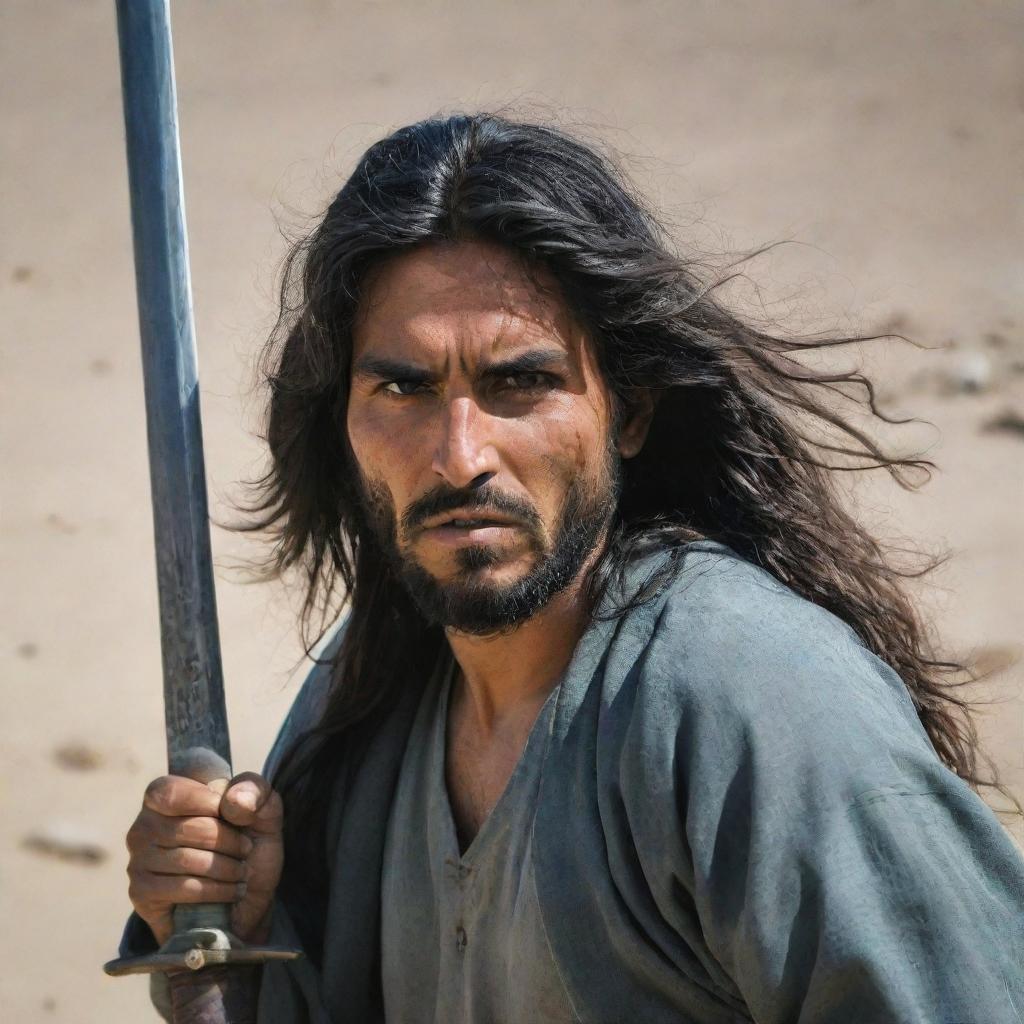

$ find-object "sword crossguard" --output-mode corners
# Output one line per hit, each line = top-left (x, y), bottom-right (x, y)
(103, 925), (301, 977)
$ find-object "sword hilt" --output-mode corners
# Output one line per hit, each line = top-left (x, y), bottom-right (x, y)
(104, 753), (301, 977)
(103, 929), (301, 977)
(104, 882), (301, 977)
(104, 864), (302, 976)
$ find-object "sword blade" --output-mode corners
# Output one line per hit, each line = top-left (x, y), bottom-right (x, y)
(115, 0), (231, 785)
(105, 1), (298, 989)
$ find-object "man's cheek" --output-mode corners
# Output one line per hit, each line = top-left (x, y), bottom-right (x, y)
(356, 473), (399, 543)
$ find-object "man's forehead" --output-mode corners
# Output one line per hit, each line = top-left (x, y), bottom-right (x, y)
(353, 241), (579, 359)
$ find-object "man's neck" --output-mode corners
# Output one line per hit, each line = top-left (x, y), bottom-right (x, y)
(444, 553), (599, 737)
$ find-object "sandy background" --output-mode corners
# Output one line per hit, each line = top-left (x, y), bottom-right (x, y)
(2, 1), (1022, 1019)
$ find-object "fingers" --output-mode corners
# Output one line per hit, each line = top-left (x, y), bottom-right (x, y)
(130, 872), (247, 908)
(219, 772), (283, 836)
(142, 775), (225, 818)
(136, 845), (248, 882)
(136, 773), (283, 837)
(130, 811), (254, 859)
(127, 772), (284, 948)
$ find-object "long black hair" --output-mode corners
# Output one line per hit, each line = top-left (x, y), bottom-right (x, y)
(240, 113), (1007, 936)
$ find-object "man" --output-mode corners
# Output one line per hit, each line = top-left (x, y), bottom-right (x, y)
(123, 114), (1024, 1022)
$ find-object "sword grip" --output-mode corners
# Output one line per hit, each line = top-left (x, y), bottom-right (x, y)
(171, 755), (234, 935)
(174, 902), (233, 935)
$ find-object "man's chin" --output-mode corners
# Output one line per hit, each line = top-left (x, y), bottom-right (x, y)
(417, 550), (536, 587)
(392, 553), (565, 635)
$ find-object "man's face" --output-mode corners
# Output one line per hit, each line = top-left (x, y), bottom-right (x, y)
(347, 241), (641, 634)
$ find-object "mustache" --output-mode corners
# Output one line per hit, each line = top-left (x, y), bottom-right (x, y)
(400, 484), (543, 536)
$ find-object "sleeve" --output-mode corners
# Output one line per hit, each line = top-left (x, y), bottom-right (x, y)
(661, 595), (1024, 1023)
(116, 913), (173, 1021)
(695, 754), (1024, 1023)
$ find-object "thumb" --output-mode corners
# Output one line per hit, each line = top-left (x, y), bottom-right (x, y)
(219, 772), (282, 834)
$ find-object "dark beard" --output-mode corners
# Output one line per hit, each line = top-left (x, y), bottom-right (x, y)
(358, 453), (621, 635)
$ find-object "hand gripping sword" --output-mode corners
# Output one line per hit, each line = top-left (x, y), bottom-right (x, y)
(102, 0), (299, 992)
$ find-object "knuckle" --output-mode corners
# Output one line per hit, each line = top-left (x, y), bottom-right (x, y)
(178, 848), (208, 874)
(143, 776), (165, 801)
(178, 817), (215, 847)
(143, 776), (174, 813)
(126, 822), (154, 854)
(180, 876), (204, 899)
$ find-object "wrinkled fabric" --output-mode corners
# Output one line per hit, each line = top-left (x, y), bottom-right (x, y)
(380, 656), (575, 1022)
(130, 541), (1024, 1022)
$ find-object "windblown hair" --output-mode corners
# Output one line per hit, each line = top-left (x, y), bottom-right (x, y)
(242, 113), (1002, 942)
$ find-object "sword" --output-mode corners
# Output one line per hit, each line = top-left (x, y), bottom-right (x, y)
(103, 0), (298, 991)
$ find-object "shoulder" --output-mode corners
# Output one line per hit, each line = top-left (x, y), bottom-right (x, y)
(602, 542), (963, 875)
(604, 548), (1024, 1017)
(625, 541), (935, 773)
(654, 540), (868, 660)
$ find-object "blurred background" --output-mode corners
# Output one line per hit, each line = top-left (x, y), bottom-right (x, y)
(2, 0), (1021, 1019)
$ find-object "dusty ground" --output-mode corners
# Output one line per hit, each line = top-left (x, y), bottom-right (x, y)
(2, 1), (1021, 1019)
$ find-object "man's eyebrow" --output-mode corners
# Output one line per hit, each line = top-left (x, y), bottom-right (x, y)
(479, 349), (568, 378)
(352, 356), (431, 381)
(353, 349), (569, 381)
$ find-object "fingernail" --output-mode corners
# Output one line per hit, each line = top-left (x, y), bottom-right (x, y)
(235, 791), (258, 812)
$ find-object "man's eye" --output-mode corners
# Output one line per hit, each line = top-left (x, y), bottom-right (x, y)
(382, 380), (428, 396)
(495, 372), (552, 393)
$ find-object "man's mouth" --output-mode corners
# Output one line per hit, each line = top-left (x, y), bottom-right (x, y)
(416, 509), (522, 548)
(421, 509), (519, 531)
(439, 517), (506, 528)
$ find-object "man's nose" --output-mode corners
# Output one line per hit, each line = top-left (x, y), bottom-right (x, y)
(430, 396), (499, 490)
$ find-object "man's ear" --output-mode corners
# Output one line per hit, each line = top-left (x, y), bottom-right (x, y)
(615, 388), (657, 459)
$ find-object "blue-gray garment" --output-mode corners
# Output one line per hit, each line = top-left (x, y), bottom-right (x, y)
(380, 657), (576, 1022)
(127, 541), (1024, 1022)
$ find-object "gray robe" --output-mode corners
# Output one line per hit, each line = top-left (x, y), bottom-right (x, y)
(133, 542), (1024, 1022)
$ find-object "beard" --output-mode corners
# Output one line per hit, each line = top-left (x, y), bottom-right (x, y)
(356, 446), (622, 636)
